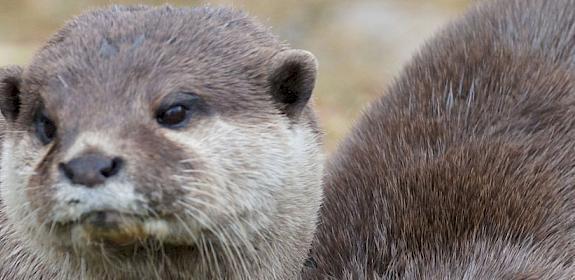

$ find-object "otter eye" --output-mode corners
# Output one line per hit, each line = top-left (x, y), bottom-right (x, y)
(156, 105), (189, 127)
(35, 111), (57, 145)
(155, 92), (210, 128)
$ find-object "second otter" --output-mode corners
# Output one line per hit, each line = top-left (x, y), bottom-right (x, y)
(304, 0), (575, 278)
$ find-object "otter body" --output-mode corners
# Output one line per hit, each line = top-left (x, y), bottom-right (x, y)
(304, 0), (575, 279)
(0, 5), (322, 279)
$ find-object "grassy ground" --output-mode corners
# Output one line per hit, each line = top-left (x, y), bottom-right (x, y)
(0, 0), (470, 151)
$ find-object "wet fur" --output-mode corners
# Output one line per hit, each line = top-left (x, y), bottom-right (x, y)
(303, 0), (575, 279)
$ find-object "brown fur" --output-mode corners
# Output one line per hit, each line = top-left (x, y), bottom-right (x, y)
(303, 0), (575, 279)
(0, 5), (322, 279)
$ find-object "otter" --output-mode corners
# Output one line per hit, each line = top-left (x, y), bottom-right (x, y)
(303, 0), (575, 279)
(0, 5), (322, 280)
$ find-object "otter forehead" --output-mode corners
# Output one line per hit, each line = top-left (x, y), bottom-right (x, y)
(24, 5), (284, 129)
(35, 5), (283, 67)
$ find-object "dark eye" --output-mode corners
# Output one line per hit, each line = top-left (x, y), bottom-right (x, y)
(156, 105), (189, 127)
(35, 112), (57, 145)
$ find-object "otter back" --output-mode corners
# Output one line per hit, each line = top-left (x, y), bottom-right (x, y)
(304, 0), (575, 279)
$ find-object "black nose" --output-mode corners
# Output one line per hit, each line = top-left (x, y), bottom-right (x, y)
(59, 154), (123, 187)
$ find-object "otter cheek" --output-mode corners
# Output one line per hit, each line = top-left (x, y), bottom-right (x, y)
(166, 120), (286, 214)
(1, 138), (55, 242)
(26, 154), (59, 224)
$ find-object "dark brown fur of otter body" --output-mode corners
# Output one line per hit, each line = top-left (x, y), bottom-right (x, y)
(303, 0), (575, 279)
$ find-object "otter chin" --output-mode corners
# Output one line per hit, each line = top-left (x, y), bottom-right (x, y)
(63, 211), (205, 249)
(57, 211), (202, 258)
(0, 4), (322, 280)
(71, 211), (166, 246)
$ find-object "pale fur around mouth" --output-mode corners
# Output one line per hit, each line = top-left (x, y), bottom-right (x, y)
(51, 180), (149, 223)
(53, 210), (202, 248)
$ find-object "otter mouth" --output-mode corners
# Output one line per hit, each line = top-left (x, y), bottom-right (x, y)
(64, 210), (200, 258)
(53, 210), (196, 251)
(78, 210), (149, 246)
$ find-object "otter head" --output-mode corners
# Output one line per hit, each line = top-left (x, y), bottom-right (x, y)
(0, 5), (322, 279)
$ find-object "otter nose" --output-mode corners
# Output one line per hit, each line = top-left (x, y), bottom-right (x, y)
(59, 154), (123, 187)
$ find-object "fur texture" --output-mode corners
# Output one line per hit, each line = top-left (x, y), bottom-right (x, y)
(303, 0), (575, 279)
(0, 5), (323, 279)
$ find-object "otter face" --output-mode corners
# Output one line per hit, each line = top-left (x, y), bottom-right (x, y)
(0, 6), (322, 279)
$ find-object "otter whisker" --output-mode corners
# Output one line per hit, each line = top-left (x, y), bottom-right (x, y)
(208, 238), (224, 278)
(180, 204), (253, 277)
(210, 223), (243, 277)
(178, 188), (268, 262)
(179, 208), (232, 275)
(2, 130), (28, 134)
(198, 235), (218, 277)
(179, 193), (268, 259)
(179, 195), (234, 216)
(173, 213), (201, 246)
(97, 242), (116, 269)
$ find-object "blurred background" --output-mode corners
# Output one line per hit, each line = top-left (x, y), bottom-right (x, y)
(0, 0), (471, 151)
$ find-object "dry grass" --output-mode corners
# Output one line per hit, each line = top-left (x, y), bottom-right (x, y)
(0, 0), (470, 151)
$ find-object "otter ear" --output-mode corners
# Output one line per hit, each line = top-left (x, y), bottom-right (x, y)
(268, 49), (318, 119)
(0, 66), (23, 123)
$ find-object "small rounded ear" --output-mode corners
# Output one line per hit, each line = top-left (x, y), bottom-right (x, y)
(268, 49), (318, 119)
(0, 66), (23, 123)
